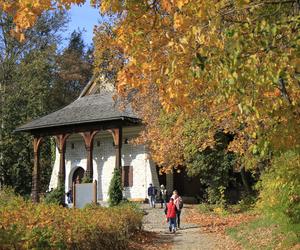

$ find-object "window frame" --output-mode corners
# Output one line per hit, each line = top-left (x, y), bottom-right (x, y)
(122, 165), (133, 187)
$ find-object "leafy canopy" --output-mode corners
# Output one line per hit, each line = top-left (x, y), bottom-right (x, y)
(2, 0), (300, 164)
(0, 10), (93, 195)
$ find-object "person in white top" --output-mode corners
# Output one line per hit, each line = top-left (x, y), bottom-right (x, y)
(171, 190), (183, 229)
(159, 184), (167, 208)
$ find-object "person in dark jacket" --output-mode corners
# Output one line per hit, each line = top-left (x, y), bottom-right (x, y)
(66, 189), (73, 204)
(147, 183), (157, 208)
(165, 197), (177, 233)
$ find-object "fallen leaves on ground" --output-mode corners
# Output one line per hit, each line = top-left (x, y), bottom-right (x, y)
(184, 206), (257, 235)
(128, 230), (172, 250)
(183, 205), (257, 250)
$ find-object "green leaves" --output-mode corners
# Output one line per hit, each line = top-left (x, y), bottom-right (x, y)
(192, 53), (207, 71)
(0, 11), (80, 195)
(257, 150), (300, 226)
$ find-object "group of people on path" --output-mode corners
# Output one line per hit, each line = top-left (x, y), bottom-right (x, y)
(147, 183), (183, 233)
(147, 183), (168, 208)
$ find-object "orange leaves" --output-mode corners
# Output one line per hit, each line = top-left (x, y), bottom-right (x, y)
(129, 230), (173, 249)
(0, 195), (143, 249)
(3, 0), (300, 164)
(1, 0), (86, 41)
(263, 88), (281, 98)
(173, 13), (184, 29)
(161, 0), (172, 12)
(100, 0), (111, 12)
(100, 0), (122, 13)
(185, 205), (257, 235)
(161, 0), (190, 12)
(174, 0), (190, 10)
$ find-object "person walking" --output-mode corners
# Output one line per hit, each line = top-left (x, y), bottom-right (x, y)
(66, 189), (73, 204)
(147, 183), (156, 208)
(165, 197), (177, 233)
(159, 184), (167, 208)
(171, 190), (183, 229)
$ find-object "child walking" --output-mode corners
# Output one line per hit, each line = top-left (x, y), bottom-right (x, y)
(165, 197), (177, 233)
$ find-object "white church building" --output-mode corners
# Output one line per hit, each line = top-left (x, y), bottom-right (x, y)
(16, 78), (176, 203)
(49, 126), (174, 201)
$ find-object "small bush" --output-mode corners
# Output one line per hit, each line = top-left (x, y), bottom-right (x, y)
(198, 203), (217, 213)
(235, 195), (256, 212)
(0, 189), (143, 249)
(257, 150), (300, 232)
(82, 175), (92, 183)
(44, 185), (65, 205)
(0, 186), (23, 207)
(108, 168), (123, 206)
(198, 203), (229, 216)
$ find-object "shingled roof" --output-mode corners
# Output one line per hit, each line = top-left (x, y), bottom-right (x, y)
(16, 92), (139, 133)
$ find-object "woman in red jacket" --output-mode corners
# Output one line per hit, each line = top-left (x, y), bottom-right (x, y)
(165, 197), (177, 233)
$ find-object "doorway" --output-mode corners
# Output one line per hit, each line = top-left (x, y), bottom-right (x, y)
(156, 165), (166, 187)
(72, 167), (85, 184)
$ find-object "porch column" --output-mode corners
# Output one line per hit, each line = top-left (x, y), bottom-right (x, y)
(32, 136), (43, 203)
(55, 134), (69, 186)
(80, 131), (98, 180)
(111, 127), (122, 170)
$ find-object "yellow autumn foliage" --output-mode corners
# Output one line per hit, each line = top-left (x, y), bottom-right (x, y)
(2, 0), (299, 167)
(257, 150), (300, 225)
(0, 188), (143, 249)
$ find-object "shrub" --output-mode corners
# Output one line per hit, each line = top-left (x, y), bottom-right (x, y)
(235, 195), (256, 212)
(44, 185), (65, 205)
(0, 189), (143, 249)
(108, 168), (123, 206)
(82, 175), (92, 183)
(257, 150), (300, 231)
(198, 203), (217, 213)
(206, 185), (227, 206)
(0, 186), (23, 207)
(186, 148), (236, 204)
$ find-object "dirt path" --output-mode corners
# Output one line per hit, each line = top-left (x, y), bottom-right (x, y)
(142, 204), (231, 250)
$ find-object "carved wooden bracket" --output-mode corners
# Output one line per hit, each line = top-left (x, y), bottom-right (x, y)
(33, 136), (43, 154)
(79, 131), (99, 150)
(108, 128), (122, 148)
(79, 131), (99, 180)
(54, 134), (70, 153)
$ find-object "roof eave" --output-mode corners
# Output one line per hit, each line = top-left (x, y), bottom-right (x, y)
(15, 116), (141, 134)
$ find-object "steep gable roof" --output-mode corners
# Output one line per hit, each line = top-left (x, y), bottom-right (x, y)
(16, 91), (139, 133)
(79, 75), (115, 98)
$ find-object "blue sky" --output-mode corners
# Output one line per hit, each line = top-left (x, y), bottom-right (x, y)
(64, 2), (101, 46)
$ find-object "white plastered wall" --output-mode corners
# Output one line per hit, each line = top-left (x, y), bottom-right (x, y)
(49, 126), (161, 201)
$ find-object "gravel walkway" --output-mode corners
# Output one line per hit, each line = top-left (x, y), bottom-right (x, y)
(142, 204), (221, 250)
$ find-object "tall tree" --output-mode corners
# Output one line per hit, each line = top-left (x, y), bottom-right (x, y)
(0, 11), (68, 195)
(2, 2), (299, 230)
(2, 0), (299, 177)
(50, 30), (93, 109)
(98, 0), (300, 161)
